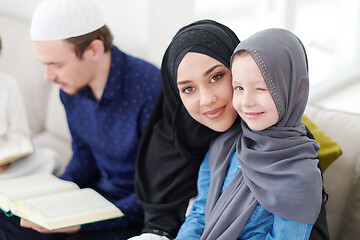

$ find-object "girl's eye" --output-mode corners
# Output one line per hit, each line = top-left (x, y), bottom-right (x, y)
(256, 87), (268, 91)
(234, 86), (243, 91)
(182, 86), (195, 94)
(210, 73), (224, 82)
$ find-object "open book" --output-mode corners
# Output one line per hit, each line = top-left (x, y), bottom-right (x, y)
(0, 174), (123, 230)
(0, 136), (34, 167)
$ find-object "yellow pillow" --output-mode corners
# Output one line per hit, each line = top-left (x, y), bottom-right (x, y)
(303, 114), (343, 172)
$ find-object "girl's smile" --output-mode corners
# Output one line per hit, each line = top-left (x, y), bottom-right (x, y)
(243, 111), (265, 120)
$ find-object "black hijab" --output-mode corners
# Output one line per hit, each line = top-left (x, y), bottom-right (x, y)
(135, 20), (240, 237)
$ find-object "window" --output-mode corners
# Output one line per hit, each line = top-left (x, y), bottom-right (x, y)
(194, 0), (360, 97)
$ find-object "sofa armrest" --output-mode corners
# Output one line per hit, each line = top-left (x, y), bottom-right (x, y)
(305, 104), (360, 240)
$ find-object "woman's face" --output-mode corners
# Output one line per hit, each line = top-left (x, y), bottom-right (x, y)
(177, 52), (238, 132)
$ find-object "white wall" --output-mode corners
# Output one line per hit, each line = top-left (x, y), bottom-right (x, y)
(147, 0), (194, 66)
(0, 0), (195, 67)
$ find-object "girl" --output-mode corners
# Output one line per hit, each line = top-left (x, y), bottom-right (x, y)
(133, 21), (328, 240)
(198, 28), (322, 239)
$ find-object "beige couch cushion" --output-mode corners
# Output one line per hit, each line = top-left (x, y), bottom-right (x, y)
(338, 155), (360, 240)
(305, 104), (360, 240)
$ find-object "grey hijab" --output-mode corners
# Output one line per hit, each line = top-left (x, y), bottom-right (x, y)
(201, 28), (322, 240)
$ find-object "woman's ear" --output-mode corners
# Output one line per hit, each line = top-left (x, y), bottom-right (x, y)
(83, 39), (105, 61)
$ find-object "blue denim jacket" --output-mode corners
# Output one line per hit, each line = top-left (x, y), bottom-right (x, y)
(175, 152), (313, 240)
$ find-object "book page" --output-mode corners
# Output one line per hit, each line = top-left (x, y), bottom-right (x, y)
(0, 136), (34, 166)
(12, 188), (124, 230)
(0, 174), (79, 212)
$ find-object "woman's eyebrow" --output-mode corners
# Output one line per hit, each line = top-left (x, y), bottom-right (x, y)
(204, 64), (223, 77)
(177, 80), (191, 85)
(177, 64), (224, 86)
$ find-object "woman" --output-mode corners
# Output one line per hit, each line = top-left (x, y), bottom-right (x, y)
(132, 20), (329, 240)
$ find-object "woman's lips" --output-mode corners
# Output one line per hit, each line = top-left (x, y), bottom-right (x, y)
(203, 106), (226, 120)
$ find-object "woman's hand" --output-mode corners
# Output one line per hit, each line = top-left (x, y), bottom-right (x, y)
(127, 233), (170, 240)
(20, 218), (80, 234)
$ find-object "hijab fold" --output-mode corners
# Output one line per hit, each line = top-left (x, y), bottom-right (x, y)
(201, 28), (322, 240)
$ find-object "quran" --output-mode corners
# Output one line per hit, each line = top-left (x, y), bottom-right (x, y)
(0, 174), (123, 230)
(0, 137), (34, 167)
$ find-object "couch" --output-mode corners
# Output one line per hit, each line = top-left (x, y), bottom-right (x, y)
(304, 104), (360, 239)
(1, 12), (360, 240)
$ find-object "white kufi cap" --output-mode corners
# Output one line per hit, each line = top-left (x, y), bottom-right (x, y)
(31, 0), (105, 41)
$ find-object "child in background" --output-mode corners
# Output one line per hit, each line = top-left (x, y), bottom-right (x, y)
(0, 37), (60, 179)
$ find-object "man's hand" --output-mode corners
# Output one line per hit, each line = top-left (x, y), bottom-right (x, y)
(128, 233), (170, 240)
(20, 218), (80, 234)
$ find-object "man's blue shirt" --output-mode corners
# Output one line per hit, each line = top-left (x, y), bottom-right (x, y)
(60, 46), (161, 231)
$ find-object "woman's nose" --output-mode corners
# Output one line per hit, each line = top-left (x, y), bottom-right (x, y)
(199, 88), (216, 106)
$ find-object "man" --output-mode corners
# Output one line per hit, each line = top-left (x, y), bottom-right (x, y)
(0, 0), (161, 239)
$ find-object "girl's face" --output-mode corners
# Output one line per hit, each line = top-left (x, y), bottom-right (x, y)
(232, 52), (279, 131)
(177, 52), (238, 132)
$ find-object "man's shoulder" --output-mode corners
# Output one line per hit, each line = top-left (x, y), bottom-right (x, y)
(113, 45), (160, 72)
(127, 55), (160, 73)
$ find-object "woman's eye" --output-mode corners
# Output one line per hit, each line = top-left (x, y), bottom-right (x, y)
(210, 73), (224, 82)
(182, 86), (194, 93)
